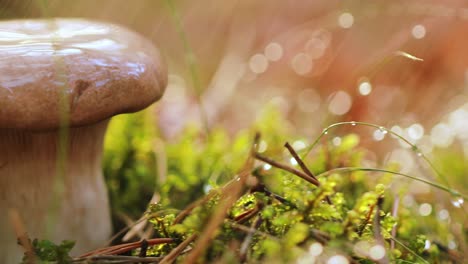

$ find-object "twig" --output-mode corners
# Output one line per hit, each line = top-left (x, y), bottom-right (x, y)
(373, 197), (389, 264)
(181, 133), (260, 263)
(159, 234), (197, 264)
(173, 189), (220, 224)
(105, 214), (148, 246)
(390, 236), (430, 264)
(8, 208), (37, 264)
(254, 153), (320, 186)
(239, 215), (263, 262)
(358, 204), (375, 237)
(284, 142), (319, 184)
(77, 238), (174, 259)
(139, 239), (148, 258)
(284, 142), (332, 204)
(433, 241), (464, 263)
(234, 206), (260, 224)
(390, 196), (400, 250)
(73, 255), (162, 263)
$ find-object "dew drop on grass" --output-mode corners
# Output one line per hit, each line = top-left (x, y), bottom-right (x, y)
(424, 240), (431, 250)
(203, 184), (213, 193)
(379, 127), (388, 134)
(451, 197), (464, 208)
(323, 128), (329, 135)
(290, 157), (298, 166)
(351, 121), (356, 126)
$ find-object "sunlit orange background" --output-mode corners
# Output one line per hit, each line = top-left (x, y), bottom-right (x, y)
(2, 0), (468, 169)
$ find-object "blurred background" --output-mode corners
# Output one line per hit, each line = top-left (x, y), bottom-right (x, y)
(2, 0), (468, 196)
(1, 0), (467, 247)
(2, 0), (467, 143)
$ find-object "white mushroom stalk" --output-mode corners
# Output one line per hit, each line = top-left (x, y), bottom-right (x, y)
(0, 121), (110, 261)
(0, 19), (167, 263)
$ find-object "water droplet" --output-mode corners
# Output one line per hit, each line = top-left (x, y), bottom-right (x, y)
(451, 197), (464, 208)
(235, 177), (241, 181)
(263, 163), (272, 170)
(424, 240), (431, 250)
(323, 128), (329, 135)
(417, 152), (423, 157)
(290, 157), (298, 166)
(258, 140), (268, 153)
(379, 127), (388, 134)
(351, 121), (357, 126)
(203, 184), (213, 193)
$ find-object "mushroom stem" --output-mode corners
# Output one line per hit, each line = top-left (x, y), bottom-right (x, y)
(0, 120), (111, 263)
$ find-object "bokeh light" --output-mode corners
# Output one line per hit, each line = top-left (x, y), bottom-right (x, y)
(328, 91), (352, 115)
(327, 255), (349, 264)
(338, 12), (354, 28)
(369, 245), (386, 260)
(249, 53), (269, 74)
(297, 88), (321, 113)
(308, 242), (323, 256)
(419, 203), (432, 216)
(291, 52), (313, 75)
(358, 81), (372, 96)
(264, 42), (283, 62)
(411, 24), (426, 39)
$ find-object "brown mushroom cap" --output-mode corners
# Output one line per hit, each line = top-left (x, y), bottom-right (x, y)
(0, 18), (167, 130)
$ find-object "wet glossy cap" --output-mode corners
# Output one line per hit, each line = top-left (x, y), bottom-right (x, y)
(0, 18), (167, 130)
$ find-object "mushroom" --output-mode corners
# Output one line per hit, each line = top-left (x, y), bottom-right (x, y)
(0, 18), (167, 263)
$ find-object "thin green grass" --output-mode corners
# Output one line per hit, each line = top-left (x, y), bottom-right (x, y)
(303, 121), (452, 188)
(165, 0), (210, 135)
